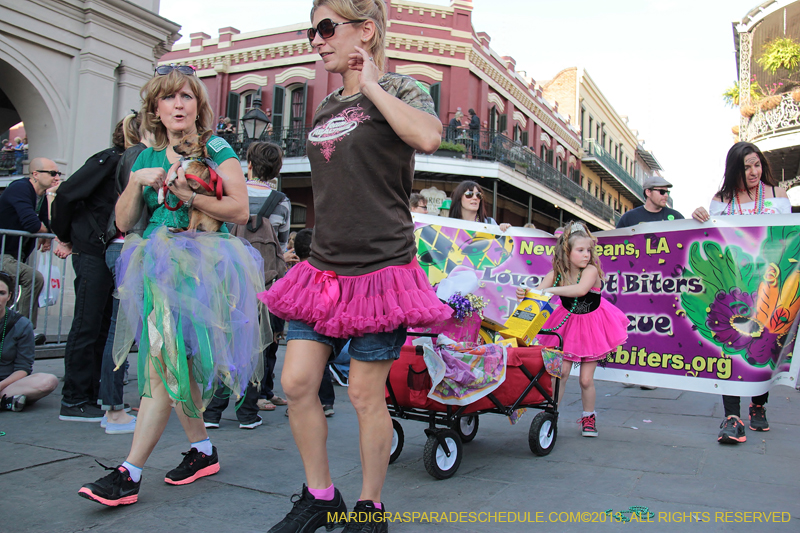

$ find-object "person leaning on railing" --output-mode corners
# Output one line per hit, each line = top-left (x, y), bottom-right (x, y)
(0, 157), (60, 330)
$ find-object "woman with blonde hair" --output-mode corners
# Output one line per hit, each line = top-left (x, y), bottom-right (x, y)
(79, 65), (265, 506)
(261, 1), (451, 531)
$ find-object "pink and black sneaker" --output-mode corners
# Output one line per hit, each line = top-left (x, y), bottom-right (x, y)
(579, 414), (598, 437)
(79, 463), (140, 506)
(164, 446), (220, 485)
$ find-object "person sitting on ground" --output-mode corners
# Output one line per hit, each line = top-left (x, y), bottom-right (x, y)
(409, 192), (427, 214)
(0, 272), (58, 412)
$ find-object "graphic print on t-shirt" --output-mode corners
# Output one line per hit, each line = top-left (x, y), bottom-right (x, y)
(308, 104), (369, 162)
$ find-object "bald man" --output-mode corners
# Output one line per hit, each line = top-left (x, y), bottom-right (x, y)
(0, 157), (61, 329)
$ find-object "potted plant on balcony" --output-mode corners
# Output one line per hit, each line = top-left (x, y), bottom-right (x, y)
(436, 140), (467, 158)
(757, 37), (800, 74)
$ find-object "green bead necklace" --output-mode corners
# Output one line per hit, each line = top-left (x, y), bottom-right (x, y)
(0, 312), (8, 359)
(541, 271), (581, 332)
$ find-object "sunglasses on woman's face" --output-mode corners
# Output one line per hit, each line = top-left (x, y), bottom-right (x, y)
(464, 191), (482, 199)
(307, 18), (364, 43)
(154, 64), (197, 77)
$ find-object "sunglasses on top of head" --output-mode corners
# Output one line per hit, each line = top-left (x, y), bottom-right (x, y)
(307, 18), (365, 43)
(464, 191), (482, 199)
(154, 64), (197, 77)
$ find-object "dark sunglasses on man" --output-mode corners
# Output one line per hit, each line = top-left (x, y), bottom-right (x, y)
(307, 18), (364, 43)
(154, 64), (197, 76)
(650, 188), (670, 196)
(33, 170), (63, 178)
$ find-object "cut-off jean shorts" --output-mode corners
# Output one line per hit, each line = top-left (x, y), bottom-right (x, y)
(287, 319), (407, 362)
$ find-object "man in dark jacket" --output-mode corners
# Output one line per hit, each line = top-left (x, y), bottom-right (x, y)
(51, 124), (124, 422)
(0, 157), (59, 329)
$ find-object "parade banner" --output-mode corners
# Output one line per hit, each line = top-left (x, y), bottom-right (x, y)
(412, 213), (800, 396)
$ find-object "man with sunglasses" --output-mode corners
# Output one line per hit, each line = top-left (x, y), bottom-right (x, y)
(616, 175), (684, 228)
(0, 157), (60, 330)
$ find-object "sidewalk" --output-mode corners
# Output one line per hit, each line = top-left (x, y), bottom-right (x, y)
(1, 348), (798, 532)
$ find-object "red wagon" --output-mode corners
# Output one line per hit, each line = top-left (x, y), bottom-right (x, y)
(385, 333), (562, 479)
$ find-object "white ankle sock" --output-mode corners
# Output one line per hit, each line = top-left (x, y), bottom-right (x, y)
(191, 438), (212, 456)
(121, 461), (142, 482)
(582, 411), (596, 418)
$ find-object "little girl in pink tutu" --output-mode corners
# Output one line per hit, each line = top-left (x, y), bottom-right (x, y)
(518, 221), (628, 438)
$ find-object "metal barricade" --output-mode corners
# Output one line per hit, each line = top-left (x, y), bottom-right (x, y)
(0, 229), (73, 347)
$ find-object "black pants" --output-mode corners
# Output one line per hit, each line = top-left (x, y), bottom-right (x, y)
(61, 253), (114, 407)
(259, 315), (284, 399)
(722, 393), (769, 418)
(203, 383), (260, 423)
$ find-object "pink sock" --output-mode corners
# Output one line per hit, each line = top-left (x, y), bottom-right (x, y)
(309, 484), (335, 501)
(360, 500), (382, 509)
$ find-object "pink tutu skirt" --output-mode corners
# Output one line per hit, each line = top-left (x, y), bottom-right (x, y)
(259, 258), (452, 338)
(536, 296), (629, 363)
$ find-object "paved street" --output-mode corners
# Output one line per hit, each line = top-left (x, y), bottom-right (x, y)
(2, 348), (798, 532)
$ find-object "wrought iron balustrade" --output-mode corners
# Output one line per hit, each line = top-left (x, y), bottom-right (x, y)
(743, 93), (800, 143)
(582, 139), (642, 199)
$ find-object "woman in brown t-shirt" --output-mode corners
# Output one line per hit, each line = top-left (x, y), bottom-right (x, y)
(261, 1), (451, 531)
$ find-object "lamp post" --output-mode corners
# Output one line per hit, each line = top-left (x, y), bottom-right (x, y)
(241, 89), (270, 142)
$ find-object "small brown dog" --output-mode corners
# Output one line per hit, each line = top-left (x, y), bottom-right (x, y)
(169, 131), (224, 232)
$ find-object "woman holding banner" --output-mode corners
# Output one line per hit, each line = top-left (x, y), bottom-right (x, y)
(692, 141), (790, 445)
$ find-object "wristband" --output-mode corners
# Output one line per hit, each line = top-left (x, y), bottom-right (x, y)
(186, 191), (197, 209)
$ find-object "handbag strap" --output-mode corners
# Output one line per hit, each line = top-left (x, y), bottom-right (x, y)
(247, 190), (286, 232)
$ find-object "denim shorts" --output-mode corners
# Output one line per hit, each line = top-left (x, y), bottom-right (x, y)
(286, 320), (407, 362)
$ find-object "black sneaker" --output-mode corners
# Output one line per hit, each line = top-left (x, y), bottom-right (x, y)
(164, 446), (220, 485)
(59, 403), (105, 422)
(329, 364), (349, 387)
(718, 415), (747, 444)
(78, 462), (140, 506)
(267, 484), (347, 533)
(342, 500), (389, 533)
(0, 394), (26, 412)
(749, 404), (770, 431)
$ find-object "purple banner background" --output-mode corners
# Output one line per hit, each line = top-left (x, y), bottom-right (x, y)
(412, 214), (800, 395)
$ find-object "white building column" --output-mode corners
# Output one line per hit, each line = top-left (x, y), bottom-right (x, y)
(70, 52), (119, 167)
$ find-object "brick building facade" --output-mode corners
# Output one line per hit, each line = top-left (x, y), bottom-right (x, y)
(162, 0), (648, 231)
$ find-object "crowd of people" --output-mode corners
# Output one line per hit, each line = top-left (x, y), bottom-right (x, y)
(0, 0), (794, 530)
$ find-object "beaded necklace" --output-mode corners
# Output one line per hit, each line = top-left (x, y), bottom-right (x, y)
(0, 312), (8, 360)
(727, 181), (764, 215)
(541, 270), (581, 332)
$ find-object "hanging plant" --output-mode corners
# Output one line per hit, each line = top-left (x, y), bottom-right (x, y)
(722, 77), (764, 107)
(757, 37), (800, 73)
(791, 88), (800, 102)
(732, 125), (740, 135)
(758, 95), (782, 111)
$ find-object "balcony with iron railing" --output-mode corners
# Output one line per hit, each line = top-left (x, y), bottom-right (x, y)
(223, 127), (619, 224)
(741, 92), (800, 144)
(581, 139), (644, 203)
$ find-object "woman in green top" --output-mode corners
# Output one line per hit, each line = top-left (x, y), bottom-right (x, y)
(79, 66), (266, 507)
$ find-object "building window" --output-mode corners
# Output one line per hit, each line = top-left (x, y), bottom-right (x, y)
(546, 149), (553, 165)
(290, 203), (307, 228)
(588, 116), (593, 140)
(513, 125), (521, 143)
(521, 131), (529, 146)
(556, 157), (562, 173)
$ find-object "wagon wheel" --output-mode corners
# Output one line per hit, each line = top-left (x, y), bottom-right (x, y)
(454, 415), (479, 443)
(528, 412), (557, 456)
(389, 419), (404, 464)
(423, 429), (462, 479)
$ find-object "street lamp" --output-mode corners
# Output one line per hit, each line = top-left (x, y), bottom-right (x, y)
(241, 89), (270, 141)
